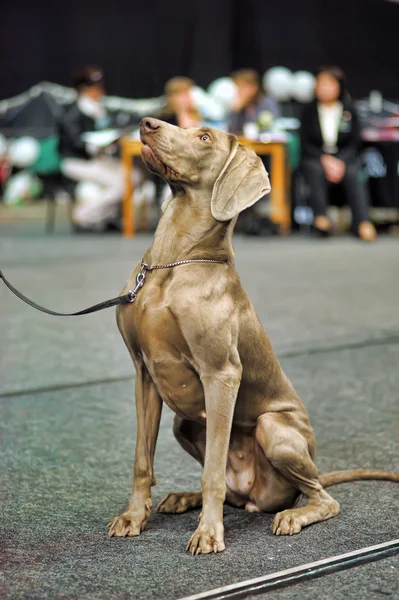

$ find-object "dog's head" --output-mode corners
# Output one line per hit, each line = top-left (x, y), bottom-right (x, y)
(140, 118), (270, 221)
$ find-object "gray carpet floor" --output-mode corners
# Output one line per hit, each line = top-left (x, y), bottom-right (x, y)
(1, 223), (398, 599)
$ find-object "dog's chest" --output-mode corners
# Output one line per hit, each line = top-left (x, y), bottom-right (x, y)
(129, 286), (206, 422)
(147, 356), (206, 421)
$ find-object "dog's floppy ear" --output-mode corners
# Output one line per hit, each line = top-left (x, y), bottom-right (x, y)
(211, 139), (271, 221)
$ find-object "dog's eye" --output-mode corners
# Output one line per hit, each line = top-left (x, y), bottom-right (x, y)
(200, 134), (210, 142)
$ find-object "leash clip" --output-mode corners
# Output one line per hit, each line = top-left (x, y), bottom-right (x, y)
(127, 263), (148, 303)
(127, 291), (137, 303)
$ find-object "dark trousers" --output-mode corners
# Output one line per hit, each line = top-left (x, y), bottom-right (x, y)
(302, 158), (370, 227)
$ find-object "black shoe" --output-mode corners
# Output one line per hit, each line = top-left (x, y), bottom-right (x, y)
(310, 224), (332, 238)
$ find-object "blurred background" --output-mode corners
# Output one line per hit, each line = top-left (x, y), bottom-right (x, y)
(1, 4), (399, 599)
(1, 0), (398, 99)
(0, 0), (398, 235)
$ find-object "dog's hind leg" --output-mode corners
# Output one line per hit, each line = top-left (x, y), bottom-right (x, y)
(256, 412), (340, 535)
(157, 491), (203, 513)
(172, 415), (206, 465)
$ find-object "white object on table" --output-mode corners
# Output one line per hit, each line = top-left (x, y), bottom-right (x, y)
(81, 129), (121, 148)
(243, 122), (259, 141)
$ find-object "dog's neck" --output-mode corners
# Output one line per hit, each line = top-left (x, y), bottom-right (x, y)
(146, 188), (236, 266)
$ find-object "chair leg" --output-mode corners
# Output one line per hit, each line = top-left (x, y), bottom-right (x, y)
(292, 173), (313, 234)
(46, 197), (56, 233)
(141, 202), (149, 232)
(67, 199), (75, 233)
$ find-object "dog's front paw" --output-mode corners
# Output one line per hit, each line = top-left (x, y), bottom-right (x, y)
(186, 523), (225, 555)
(108, 502), (151, 537)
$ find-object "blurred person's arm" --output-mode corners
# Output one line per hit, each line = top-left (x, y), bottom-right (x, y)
(228, 86), (251, 133)
(228, 109), (243, 134)
(335, 106), (361, 164)
(59, 107), (90, 160)
(299, 103), (323, 160)
(260, 96), (281, 119)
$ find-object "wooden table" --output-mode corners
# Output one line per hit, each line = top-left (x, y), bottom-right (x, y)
(120, 137), (290, 237)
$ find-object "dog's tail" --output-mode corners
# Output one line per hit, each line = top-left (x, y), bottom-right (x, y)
(319, 469), (399, 488)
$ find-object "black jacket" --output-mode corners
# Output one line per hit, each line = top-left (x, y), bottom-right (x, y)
(58, 102), (96, 160)
(300, 99), (362, 163)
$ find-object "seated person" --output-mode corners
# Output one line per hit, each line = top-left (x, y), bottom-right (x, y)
(228, 69), (280, 135)
(59, 65), (136, 231)
(300, 66), (376, 241)
(160, 77), (202, 128)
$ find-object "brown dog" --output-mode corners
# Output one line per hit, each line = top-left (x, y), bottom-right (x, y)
(108, 118), (398, 554)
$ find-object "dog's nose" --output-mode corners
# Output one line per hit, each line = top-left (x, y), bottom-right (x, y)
(140, 117), (161, 134)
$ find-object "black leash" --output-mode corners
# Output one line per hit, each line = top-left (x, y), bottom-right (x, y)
(0, 269), (135, 316)
(0, 257), (227, 317)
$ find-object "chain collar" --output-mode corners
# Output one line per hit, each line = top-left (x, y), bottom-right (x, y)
(127, 257), (228, 303)
(143, 257), (227, 271)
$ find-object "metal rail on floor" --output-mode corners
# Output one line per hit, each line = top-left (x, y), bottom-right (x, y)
(178, 539), (399, 600)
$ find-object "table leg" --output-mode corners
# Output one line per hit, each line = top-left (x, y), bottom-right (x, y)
(270, 145), (291, 235)
(138, 189), (150, 233)
(122, 147), (135, 237)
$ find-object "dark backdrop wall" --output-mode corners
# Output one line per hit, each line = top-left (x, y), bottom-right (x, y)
(1, 0), (398, 100)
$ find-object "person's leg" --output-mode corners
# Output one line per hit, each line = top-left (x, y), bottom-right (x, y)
(341, 161), (376, 241)
(301, 159), (331, 231)
(62, 157), (124, 227)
